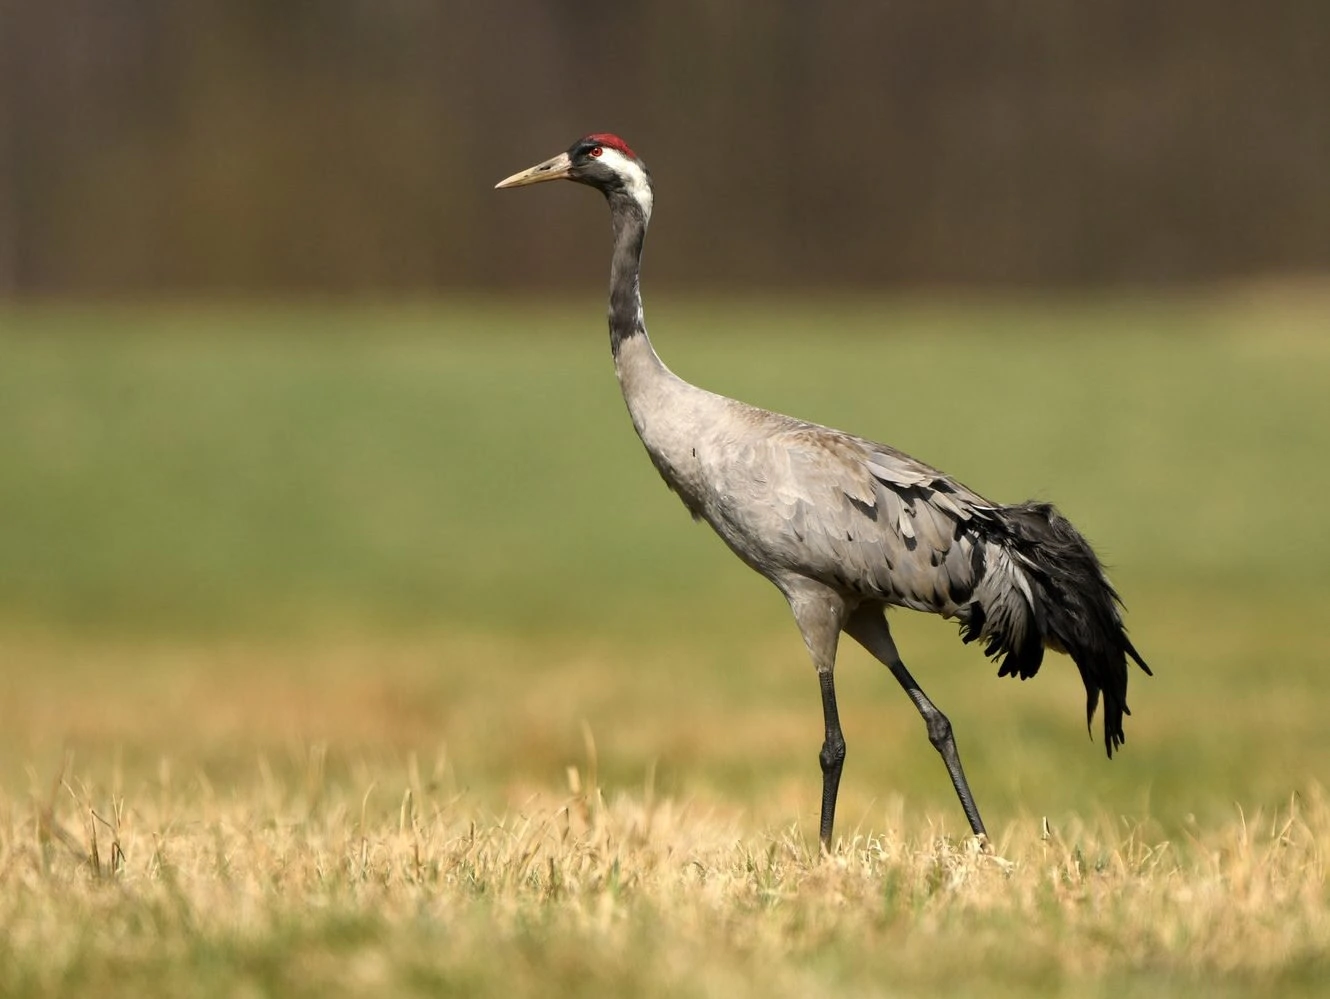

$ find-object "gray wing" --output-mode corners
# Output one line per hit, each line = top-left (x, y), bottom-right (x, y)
(751, 423), (1029, 624)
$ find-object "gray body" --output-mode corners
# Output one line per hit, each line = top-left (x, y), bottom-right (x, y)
(618, 339), (1014, 623)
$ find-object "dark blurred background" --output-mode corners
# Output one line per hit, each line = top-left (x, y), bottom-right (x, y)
(2, 0), (1328, 296)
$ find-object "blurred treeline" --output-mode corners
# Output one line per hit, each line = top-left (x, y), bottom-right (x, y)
(1, 0), (1327, 294)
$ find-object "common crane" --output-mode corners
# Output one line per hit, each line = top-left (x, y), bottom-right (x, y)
(496, 134), (1151, 849)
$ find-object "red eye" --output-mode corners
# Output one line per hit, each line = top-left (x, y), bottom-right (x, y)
(589, 146), (603, 158)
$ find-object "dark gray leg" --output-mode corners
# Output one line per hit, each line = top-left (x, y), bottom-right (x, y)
(785, 583), (850, 853)
(817, 669), (846, 851)
(846, 606), (989, 839)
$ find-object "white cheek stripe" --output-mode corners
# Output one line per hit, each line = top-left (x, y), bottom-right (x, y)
(600, 147), (653, 220)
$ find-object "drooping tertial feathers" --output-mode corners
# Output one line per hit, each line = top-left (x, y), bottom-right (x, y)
(954, 500), (1153, 756)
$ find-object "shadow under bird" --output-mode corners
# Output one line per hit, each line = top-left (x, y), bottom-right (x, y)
(496, 134), (1152, 850)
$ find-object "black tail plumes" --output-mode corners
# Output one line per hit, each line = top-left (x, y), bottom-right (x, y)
(962, 501), (1152, 757)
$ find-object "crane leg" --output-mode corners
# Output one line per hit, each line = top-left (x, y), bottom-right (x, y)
(786, 585), (849, 854)
(817, 669), (846, 852)
(846, 606), (989, 841)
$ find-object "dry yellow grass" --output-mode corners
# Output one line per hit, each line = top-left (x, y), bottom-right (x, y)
(1, 620), (1328, 997)
(1, 755), (1326, 999)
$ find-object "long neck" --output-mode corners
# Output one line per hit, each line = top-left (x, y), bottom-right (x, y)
(607, 193), (650, 358)
(603, 184), (711, 480)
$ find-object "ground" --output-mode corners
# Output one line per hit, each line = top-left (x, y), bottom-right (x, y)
(0, 292), (1327, 996)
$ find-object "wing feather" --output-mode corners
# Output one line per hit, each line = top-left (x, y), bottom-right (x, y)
(733, 425), (1004, 614)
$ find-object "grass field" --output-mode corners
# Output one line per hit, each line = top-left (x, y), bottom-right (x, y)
(1, 293), (1328, 996)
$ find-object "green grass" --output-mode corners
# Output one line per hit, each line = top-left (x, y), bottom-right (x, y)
(0, 292), (1328, 996)
(3, 294), (1327, 634)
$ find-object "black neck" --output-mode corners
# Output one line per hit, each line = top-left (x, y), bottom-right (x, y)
(606, 191), (648, 357)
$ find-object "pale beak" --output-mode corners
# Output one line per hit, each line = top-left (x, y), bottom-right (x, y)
(494, 151), (573, 189)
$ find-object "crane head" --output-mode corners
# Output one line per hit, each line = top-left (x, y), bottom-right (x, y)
(495, 134), (652, 218)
